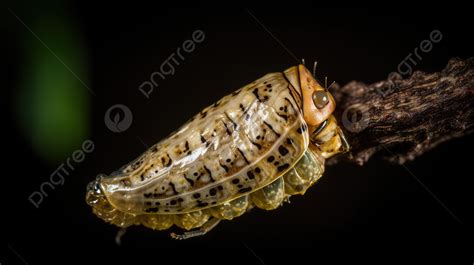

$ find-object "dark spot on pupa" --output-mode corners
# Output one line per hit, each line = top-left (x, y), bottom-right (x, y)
(165, 154), (173, 167)
(145, 202), (152, 206)
(237, 148), (250, 164)
(239, 187), (252, 193)
(169, 182), (178, 195)
(178, 198), (184, 202)
(250, 140), (261, 150)
(267, 156), (275, 162)
(193, 193), (201, 199)
(209, 188), (217, 196)
(194, 172), (199, 176)
(170, 200), (177, 205)
(217, 185), (224, 190)
(255, 167), (261, 173)
(237, 184), (243, 188)
(184, 141), (190, 152)
(155, 202), (160, 206)
(204, 166), (215, 182)
(252, 88), (261, 102)
(264, 121), (280, 137)
(232, 179), (240, 184)
(120, 179), (131, 186)
(146, 207), (158, 213)
(224, 112), (238, 130)
(266, 84), (272, 88)
(278, 145), (289, 156)
(197, 202), (208, 207)
(184, 175), (194, 186)
(219, 162), (229, 172)
(274, 161), (280, 166)
(277, 163), (290, 172)
(263, 95), (269, 101)
(144, 193), (152, 198)
(277, 113), (288, 121)
(222, 121), (232, 135)
(287, 138), (293, 145)
(247, 171), (255, 179)
(164, 209), (170, 212)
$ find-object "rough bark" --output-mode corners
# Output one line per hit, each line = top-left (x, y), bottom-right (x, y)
(329, 57), (473, 165)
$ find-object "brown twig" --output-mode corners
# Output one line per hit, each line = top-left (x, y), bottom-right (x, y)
(329, 57), (473, 165)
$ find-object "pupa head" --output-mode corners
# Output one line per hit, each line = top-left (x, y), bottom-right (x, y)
(297, 64), (336, 127)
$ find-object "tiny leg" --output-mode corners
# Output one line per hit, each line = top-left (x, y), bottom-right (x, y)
(170, 218), (221, 240)
(115, 228), (127, 246)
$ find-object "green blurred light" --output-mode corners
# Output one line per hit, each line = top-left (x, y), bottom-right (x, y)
(17, 13), (90, 163)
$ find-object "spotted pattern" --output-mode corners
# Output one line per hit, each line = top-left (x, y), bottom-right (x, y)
(99, 71), (308, 215)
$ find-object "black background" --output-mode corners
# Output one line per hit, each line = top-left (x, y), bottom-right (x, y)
(3, 5), (473, 264)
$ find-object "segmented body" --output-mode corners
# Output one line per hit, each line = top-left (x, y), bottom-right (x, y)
(87, 65), (347, 235)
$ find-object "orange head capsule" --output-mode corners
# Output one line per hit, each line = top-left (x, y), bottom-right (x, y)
(284, 64), (349, 157)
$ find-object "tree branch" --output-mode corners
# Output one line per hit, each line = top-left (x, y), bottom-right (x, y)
(329, 57), (473, 165)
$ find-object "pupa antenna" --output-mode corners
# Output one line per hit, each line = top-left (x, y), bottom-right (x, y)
(327, 81), (335, 91)
(313, 61), (318, 77)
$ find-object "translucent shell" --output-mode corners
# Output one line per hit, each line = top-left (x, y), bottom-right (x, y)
(87, 64), (349, 236)
(100, 70), (309, 215)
